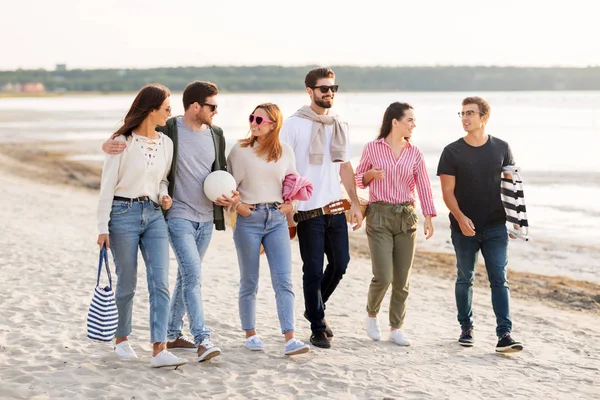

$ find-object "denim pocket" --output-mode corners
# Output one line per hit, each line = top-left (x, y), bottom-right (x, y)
(152, 201), (162, 211)
(110, 202), (131, 215)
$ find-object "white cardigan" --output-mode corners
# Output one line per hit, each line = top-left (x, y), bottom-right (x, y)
(97, 132), (173, 234)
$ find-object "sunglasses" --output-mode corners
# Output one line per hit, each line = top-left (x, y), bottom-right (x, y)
(310, 85), (339, 94)
(249, 114), (274, 125)
(191, 101), (218, 112)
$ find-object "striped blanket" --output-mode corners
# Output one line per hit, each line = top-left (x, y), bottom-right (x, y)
(501, 166), (530, 241)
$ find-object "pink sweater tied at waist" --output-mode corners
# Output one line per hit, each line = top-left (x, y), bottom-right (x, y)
(282, 174), (313, 202)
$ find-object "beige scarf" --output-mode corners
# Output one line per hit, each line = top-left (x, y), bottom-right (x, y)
(292, 105), (347, 165)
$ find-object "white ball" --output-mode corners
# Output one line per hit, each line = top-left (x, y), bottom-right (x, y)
(203, 170), (237, 202)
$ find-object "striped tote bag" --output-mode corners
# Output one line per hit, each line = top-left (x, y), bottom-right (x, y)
(501, 166), (530, 241)
(87, 246), (118, 342)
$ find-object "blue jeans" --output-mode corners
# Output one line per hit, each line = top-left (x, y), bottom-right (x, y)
(166, 218), (213, 345)
(233, 203), (295, 334)
(451, 224), (512, 337)
(297, 213), (350, 333)
(108, 199), (170, 343)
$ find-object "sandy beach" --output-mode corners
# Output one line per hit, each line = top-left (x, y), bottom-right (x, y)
(0, 146), (599, 400)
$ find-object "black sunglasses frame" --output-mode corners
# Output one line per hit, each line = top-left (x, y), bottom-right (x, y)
(310, 85), (339, 94)
(190, 101), (218, 112)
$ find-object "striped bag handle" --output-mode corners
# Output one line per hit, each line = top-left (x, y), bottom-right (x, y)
(97, 245), (113, 290)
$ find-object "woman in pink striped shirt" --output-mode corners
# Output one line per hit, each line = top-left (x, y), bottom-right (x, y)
(355, 102), (436, 346)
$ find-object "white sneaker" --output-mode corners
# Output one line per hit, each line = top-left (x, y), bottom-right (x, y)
(197, 338), (221, 362)
(244, 335), (264, 351)
(389, 329), (411, 346)
(284, 338), (310, 356)
(114, 341), (138, 359)
(150, 350), (188, 368)
(366, 316), (381, 341)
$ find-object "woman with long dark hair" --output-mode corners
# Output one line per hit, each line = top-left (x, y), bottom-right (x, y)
(227, 103), (310, 356)
(355, 102), (436, 346)
(96, 84), (186, 368)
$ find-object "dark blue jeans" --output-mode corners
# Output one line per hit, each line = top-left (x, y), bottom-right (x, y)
(451, 224), (512, 338)
(297, 213), (350, 333)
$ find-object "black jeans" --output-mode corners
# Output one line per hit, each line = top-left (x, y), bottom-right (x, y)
(297, 213), (350, 333)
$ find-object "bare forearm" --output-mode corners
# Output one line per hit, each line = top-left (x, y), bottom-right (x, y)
(340, 163), (360, 203)
(442, 192), (466, 220)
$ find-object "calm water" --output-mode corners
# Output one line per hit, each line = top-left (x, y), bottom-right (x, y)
(1, 92), (599, 282)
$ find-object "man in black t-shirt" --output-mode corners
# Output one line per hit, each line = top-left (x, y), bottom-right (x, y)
(437, 96), (523, 353)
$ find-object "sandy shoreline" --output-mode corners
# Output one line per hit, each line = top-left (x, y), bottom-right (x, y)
(1, 143), (599, 399)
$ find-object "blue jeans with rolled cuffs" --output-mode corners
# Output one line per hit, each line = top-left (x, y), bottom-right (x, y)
(166, 218), (213, 345)
(451, 224), (512, 338)
(233, 203), (295, 334)
(108, 199), (170, 343)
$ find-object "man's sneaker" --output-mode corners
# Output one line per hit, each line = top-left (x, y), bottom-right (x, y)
(310, 332), (331, 349)
(496, 334), (523, 353)
(114, 341), (138, 360)
(284, 338), (310, 356)
(151, 350), (188, 368)
(389, 329), (411, 346)
(244, 335), (264, 351)
(458, 328), (475, 347)
(304, 311), (333, 339)
(197, 338), (221, 361)
(366, 316), (381, 341)
(166, 334), (196, 352)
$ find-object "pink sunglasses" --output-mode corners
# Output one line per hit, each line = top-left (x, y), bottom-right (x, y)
(249, 114), (274, 125)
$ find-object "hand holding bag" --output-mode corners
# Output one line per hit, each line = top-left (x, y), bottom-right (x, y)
(87, 245), (118, 342)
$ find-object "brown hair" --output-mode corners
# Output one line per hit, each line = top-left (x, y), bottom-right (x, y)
(113, 83), (170, 139)
(182, 81), (218, 111)
(239, 103), (283, 163)
(304, 67), (335, 88)
(377, 102), (414, 140)
(462, 96), (491, 117)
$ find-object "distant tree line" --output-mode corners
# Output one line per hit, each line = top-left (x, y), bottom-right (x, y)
(1, 65), (599, 92)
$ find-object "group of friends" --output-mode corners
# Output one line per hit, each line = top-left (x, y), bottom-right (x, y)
(96, 67), (524, 368)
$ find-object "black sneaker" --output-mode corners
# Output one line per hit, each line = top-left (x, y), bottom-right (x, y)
(304, 311), (334, 339)
(310, 332), (331, 349)
(496, 334), (523, 353)
(458, 328), (474, 347)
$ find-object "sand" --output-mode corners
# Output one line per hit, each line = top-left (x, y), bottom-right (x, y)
(0, 148), (599, 400)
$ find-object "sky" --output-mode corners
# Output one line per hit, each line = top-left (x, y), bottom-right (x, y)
(2, 0), (599, 71)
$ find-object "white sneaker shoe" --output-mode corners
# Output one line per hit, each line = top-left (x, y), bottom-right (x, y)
(151, 350), (188, 368)
(244, 335), (264, 351)
(114, 341), (138, 359)
(366, 316), (381, 341)
(284, 338), (310, 356)
(389, 329), (411, 346)
(197, 338), (221, 362)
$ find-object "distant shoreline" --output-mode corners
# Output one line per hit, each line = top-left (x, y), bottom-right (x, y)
(4, 89), (600, 99)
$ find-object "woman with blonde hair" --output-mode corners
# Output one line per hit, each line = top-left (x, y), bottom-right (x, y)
(97, 83), (187, 368)
(227, 103), (310, 356)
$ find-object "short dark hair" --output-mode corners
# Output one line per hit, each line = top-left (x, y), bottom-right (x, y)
(462, 96), (491, 117)
(182, 81), (218, 111)
(304, 67), (335, 88)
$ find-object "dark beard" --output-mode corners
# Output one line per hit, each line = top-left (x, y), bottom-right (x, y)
(195, 112), (211, 126)
(315, 97), (333, 109)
